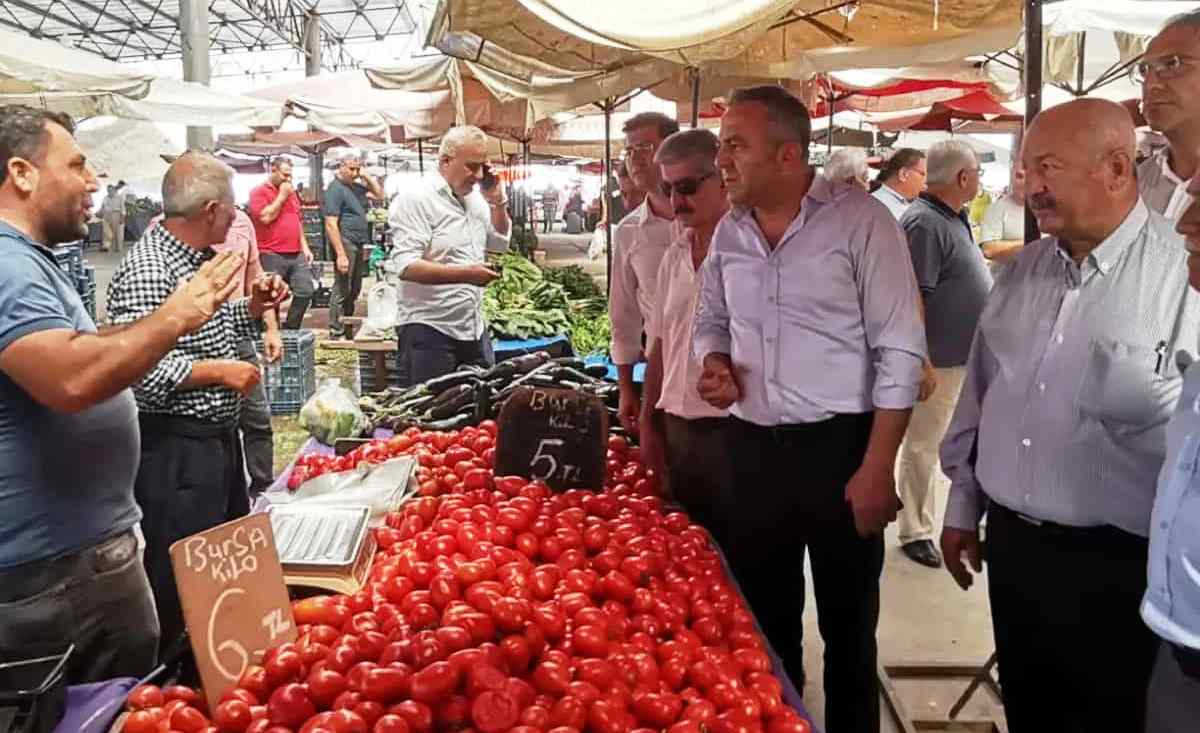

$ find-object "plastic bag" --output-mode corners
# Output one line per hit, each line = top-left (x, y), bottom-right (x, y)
(299, 378), (370, 445)
(588, 226), (606, 261)
(358, 280), (398, 341)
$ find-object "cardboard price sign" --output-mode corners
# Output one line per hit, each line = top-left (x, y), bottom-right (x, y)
(495, 386), (607, 490)
(170, 513), (295, 703)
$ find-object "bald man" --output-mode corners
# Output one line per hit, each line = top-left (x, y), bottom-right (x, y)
(940, 99), (1200, 731)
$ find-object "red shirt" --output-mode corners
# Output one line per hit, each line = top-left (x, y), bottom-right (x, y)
(248, 182), (302, 254)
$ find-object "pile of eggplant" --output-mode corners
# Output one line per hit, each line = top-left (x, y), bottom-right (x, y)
(357, 351), (622, 433)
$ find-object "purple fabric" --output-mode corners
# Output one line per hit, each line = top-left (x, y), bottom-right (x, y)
(55, 678), (136, 733)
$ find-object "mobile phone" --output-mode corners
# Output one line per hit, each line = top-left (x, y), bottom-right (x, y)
(481, 163), (498, 191)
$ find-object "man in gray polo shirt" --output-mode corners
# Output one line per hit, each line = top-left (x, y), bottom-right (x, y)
(896, 139), (993, 568)
(0, 106), (243, 683)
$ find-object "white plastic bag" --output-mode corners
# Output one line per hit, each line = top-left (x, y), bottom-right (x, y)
(358, 279), (398, 341)
(299, 378), (370, 445)
(588, 227), (607, 261)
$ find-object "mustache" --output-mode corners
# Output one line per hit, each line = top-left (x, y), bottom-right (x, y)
(1029, 192), (1056, 210)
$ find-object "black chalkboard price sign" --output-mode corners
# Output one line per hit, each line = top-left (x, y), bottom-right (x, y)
(495, 386), (608, 491)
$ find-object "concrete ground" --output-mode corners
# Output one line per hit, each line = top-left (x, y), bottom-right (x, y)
(89, 233), (1004, 733)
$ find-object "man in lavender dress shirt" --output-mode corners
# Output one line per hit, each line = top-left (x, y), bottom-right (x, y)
(940, 99), (1200, 732)
(693, 85), (926, 733)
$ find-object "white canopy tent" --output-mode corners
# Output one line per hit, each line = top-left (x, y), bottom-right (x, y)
(0, 29), (151, 95)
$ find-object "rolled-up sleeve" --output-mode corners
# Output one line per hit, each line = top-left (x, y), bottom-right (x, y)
(227, 298), (260, 340)
(856, 208), (926, 409)
(609, 224), (644, 365)
(692, 224), (733, 362)
(482, 198), (510, 251)
(388, 194), (433, 277)
(940, 326), (995, 530)
(105, 258), (192, 404)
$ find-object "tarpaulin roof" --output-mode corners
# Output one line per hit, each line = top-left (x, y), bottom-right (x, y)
(215, 131), (396, 157)
(0, 28), (152, 96)
(427, 0), (1023, 77)
(869, 91), (1022, 132)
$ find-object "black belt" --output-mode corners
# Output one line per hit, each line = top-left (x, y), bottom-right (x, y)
(139, 413), (237, 439)
(1171, 642), (1200, 680)
(731, 413), (872, 442)
(989, 501), (1131, 541)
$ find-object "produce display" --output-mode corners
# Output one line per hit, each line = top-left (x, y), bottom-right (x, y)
(346, 353), (619, 440)
(483, 256), (611, 358)
(120, 428), (813, 733)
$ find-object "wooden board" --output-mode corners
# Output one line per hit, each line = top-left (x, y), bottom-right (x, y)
(495, 386), (607, 491)
(170, 513), (296, 703)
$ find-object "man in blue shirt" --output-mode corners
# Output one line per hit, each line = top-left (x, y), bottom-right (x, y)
(0, 106), (244, 683)
(1144, 167), (1200, 732)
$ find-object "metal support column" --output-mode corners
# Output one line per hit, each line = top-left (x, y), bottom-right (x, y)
(179, 0), (212, 150)
(690, 68), (701, 128)
(305, 11), (324, 203)
(417, 139), (425, 173)
(603, 98), (614, 296)
(1023, 0), (1043, 243)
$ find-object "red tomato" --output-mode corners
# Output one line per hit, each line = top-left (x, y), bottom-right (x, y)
(293, 597), (351, 628)
(268, 683), (316, 728)
(373, 714), (412, 733)
(213, 699), (254, 732)
(361, 666), (412, 704)
(169, 705), (210, 733)
(121, 711), (161, 733)
(588, 700), (633, 733)
(549, 697), (588, 729)
(531, 661), (571, 696)
(127, 684), (165, 711)
(409, 661), (460, 704)
(500, 635), (532, 673)
(470, 690), (520, 733)
(388, 701), (434, 733)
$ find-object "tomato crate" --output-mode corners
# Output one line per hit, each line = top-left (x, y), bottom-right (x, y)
(356, 350), (404, 394)
(257, 330), (316, 415)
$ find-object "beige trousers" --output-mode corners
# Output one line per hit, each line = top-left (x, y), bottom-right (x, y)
(896, 366), (966, 544)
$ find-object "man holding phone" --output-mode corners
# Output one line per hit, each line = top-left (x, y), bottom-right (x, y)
(387, 126), (509, 385)
(324, 151), (383, 339)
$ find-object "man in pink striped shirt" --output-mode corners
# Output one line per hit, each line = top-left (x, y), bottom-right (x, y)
(637, 128), (731, 533)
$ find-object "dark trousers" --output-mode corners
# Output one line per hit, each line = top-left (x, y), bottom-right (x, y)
(1146, 640), (1200, 733)
(986, 502), (1156, 733)
(260, 252), (314, 330)
(237, 339), (273, 494)
(396, 322), (495, 387)
(722, 414), (882, 733)
(662, 413), (734, 535)
(135, 414), (250, 659)
(0, 529), (158, 684)
(329, 238), (365, 337)
(543, 205), (556, 232)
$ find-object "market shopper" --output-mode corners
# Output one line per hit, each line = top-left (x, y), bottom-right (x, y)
(325, 152), (383, 339)
(611, 112), (681, 435)
(107, 151), (290, 658)
(823, 147), (870, 190)
(1144, 170), (1200, 733)
(871, 147), (926, 220)
(250, 157), (316, 329)
(895, 140), (992, 569)
(939, 99), (1200, 732)
(1137, 10), (1200, 220)
(637, 129), (731, 533)
(0, 107), (244, 683)
(388, 125), (509, 386)
(978, 163), (1027, 263)
(694, 85), (926, 732)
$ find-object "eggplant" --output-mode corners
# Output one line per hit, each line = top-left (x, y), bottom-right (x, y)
(429, 383), (478, 419)
(553, 366), (601, 385)
(584, 364), (610, 379)
(551, 356), (587, 370)
(425, 368), (484, 396)
(474, 384), (493, 422)
(508, 351), (552, 375)
(421, 414), (472, 431)
(483, 362), (519, 382)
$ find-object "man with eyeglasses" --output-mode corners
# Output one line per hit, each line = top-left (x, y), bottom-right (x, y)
(940, 99), (1200, 732)
(694, 85), (925, 732)
(1137, 10), (1200, 220)
(871, 147), (927, 220)
(895, 140), (992, 569)
(387, 126), (509, 386)
(609, 112), (681, 436)
(637, 128), (731, 535)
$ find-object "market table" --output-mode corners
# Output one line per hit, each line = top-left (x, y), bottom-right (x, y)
(261, 437), (818, 731)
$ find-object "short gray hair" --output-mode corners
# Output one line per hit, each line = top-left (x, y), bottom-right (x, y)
(1162, 9), (1200, 33)
(654, 128), (719, 173)
(162, 151), (234, 218)
(439, 125), (488, 158)
(925, 140), (978, 186)
(338, 149), (362, 166)
(728, 85), (812, 152)
(823, 148), (868, 184)
(622, 112), (679, 141)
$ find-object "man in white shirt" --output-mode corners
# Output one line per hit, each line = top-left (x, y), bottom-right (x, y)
(694, 85), (926, 732)
(638, 128), (731, 534)
(387, 126), (510, 386)
(609, 112), (680, 434)
(1138, 10), (1200, 220)
(979, 164), (1027, 263)
(871, 148), (926, 220)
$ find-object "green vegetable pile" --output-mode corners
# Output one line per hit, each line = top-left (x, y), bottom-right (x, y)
(483, 255), (612, 357)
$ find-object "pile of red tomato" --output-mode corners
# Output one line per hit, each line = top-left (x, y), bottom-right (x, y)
(120, 426), (812, 733)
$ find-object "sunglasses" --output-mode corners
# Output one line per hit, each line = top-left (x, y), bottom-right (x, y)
(660, 171), (716, 197)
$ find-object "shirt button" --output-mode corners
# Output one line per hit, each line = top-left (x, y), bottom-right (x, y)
(1161, 521), (1170, 530)
(1056, 334), (1064, 344)
(765, 337), (774, 343)
(1021, 438), (1032, 447)
(1037, 383), (1046, 392)
(1024, 493), (1031, 502)
(767, 296), (776, 303)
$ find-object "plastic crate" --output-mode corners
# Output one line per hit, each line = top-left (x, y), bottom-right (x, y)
(50, 245), (83, 283)
(357, 350), (404, 394)
(258, 330), (316, 415)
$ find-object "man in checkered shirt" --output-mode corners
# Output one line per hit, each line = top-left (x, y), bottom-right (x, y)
(106, 151), (289, 659)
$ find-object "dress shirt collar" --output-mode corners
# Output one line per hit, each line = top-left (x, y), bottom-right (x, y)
(878, 183), (910, 204)
(1052, 199), (1149, 278)
(728, 173), (846, 232)
(628, 197), (674, 227)
(149, 221), (210, 268)
(1156, 146), (1186, 188)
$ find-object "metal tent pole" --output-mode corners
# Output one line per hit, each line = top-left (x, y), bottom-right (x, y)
(417, 139), (425, 173)
(1023, 0), (1043, 244)
(690, 68), (701, 128)
(603, 98), (615, 296)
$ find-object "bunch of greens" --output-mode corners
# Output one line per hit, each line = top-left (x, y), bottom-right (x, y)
(568, 296), (611, 357)
(484, 254), (572, 339)
(543, 265), (603, 300)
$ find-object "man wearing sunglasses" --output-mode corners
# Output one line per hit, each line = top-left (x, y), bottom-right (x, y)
(610, 112), (681, 436)
(1137, 10), (1200, 220)
(637, 128), (731, 536)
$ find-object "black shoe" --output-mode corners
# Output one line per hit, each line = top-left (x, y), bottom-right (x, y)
(902, 539), (943, 568)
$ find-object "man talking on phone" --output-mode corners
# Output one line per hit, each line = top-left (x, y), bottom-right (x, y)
(324, 151), (383, 339)
(387, 125), (509, 385)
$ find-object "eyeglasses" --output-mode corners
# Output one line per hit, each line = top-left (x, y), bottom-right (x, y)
(626, 141), (658, 158)
(660, 171), (716, 197)
(1132, 54), (1199, 84)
